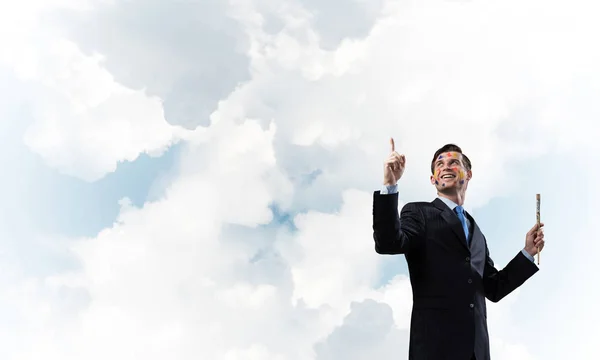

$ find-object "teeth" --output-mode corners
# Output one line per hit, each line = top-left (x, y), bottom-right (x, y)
(442, 175), (455, 179)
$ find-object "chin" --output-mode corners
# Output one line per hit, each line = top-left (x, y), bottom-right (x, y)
(437, 183), (458, 192)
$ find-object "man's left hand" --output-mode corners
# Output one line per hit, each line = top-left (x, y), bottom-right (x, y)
(525, 223), (545, 257)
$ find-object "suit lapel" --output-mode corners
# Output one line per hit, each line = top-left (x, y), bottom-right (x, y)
(465, 211), (480, 244)
(465, 210), (486, 277)
(432, 198), (469, 252)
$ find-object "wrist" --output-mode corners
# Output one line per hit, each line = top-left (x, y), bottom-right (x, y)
(524, 247), (536, 257)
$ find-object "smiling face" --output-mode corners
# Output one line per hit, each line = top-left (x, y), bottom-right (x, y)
(430, 151), (471, 192)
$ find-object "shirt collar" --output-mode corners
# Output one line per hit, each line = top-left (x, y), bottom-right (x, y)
(437, 196), (459, 211)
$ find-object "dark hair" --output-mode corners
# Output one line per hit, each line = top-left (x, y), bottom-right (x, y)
(430, 144), (472, 174)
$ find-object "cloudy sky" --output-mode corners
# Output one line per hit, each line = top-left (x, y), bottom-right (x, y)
(0, 0), (598, 359)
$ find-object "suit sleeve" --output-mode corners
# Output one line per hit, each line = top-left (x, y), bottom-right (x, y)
(482, 243), (539, 302)
(372, 191), (425, 254)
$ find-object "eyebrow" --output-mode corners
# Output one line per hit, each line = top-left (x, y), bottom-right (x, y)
(436, 158), (460, 165)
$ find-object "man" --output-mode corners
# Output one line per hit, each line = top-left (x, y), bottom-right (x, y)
(372, 140), (545, 360)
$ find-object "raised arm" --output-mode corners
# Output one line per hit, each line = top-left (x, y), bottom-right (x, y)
(373, 193), (425, 254)
(372, 137), (424, 254)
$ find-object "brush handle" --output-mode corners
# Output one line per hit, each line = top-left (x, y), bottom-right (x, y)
(536, 194), (541, 265)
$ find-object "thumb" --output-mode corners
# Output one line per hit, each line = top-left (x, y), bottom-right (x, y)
(527, 222), (544, 235)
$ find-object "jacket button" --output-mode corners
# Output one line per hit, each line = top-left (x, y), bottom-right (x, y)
(468, 279), (473, 284)
(466, 256), (470, 262)
(469, 303), (474, 308)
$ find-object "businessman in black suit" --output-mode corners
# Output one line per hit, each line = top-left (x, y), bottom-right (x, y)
(372, 140), (545, 360)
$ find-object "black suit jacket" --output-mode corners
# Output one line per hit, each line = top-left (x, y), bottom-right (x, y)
(372, 191), (538, 360)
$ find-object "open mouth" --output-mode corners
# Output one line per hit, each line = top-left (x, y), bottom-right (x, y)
(441, 174), (456, 180)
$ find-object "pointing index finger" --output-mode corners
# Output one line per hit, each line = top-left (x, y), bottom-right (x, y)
(390, 137), (395, 153)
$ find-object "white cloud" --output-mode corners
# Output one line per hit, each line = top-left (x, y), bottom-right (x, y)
(278, 189), (380, 310)
(223, 0), (600, 212)
(53, 0), (253, 130)
(314, 299), (409, 360)
(1, 0), (598, 359)
(21, 39), (187, 181)
(0, 1), (189, 181)
(224, 344), (287, 360)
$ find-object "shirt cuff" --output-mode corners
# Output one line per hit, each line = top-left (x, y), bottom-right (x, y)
(521, 248), (535, 263)
(381, 184), (398, 195)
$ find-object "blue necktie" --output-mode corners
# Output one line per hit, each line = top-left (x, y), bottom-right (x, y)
(454, 206), (470, 243)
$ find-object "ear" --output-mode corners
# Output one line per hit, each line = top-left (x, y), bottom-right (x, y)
(430, 174), (436, 185)
(466, 170), (472, 180)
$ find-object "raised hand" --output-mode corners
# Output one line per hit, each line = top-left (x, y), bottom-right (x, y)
(524, 222), (545, 257)
(383, 137), (406, 186)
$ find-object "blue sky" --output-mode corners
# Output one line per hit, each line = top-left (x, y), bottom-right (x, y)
(1, 113), (181, 279)
(0, 69), (181, 280)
